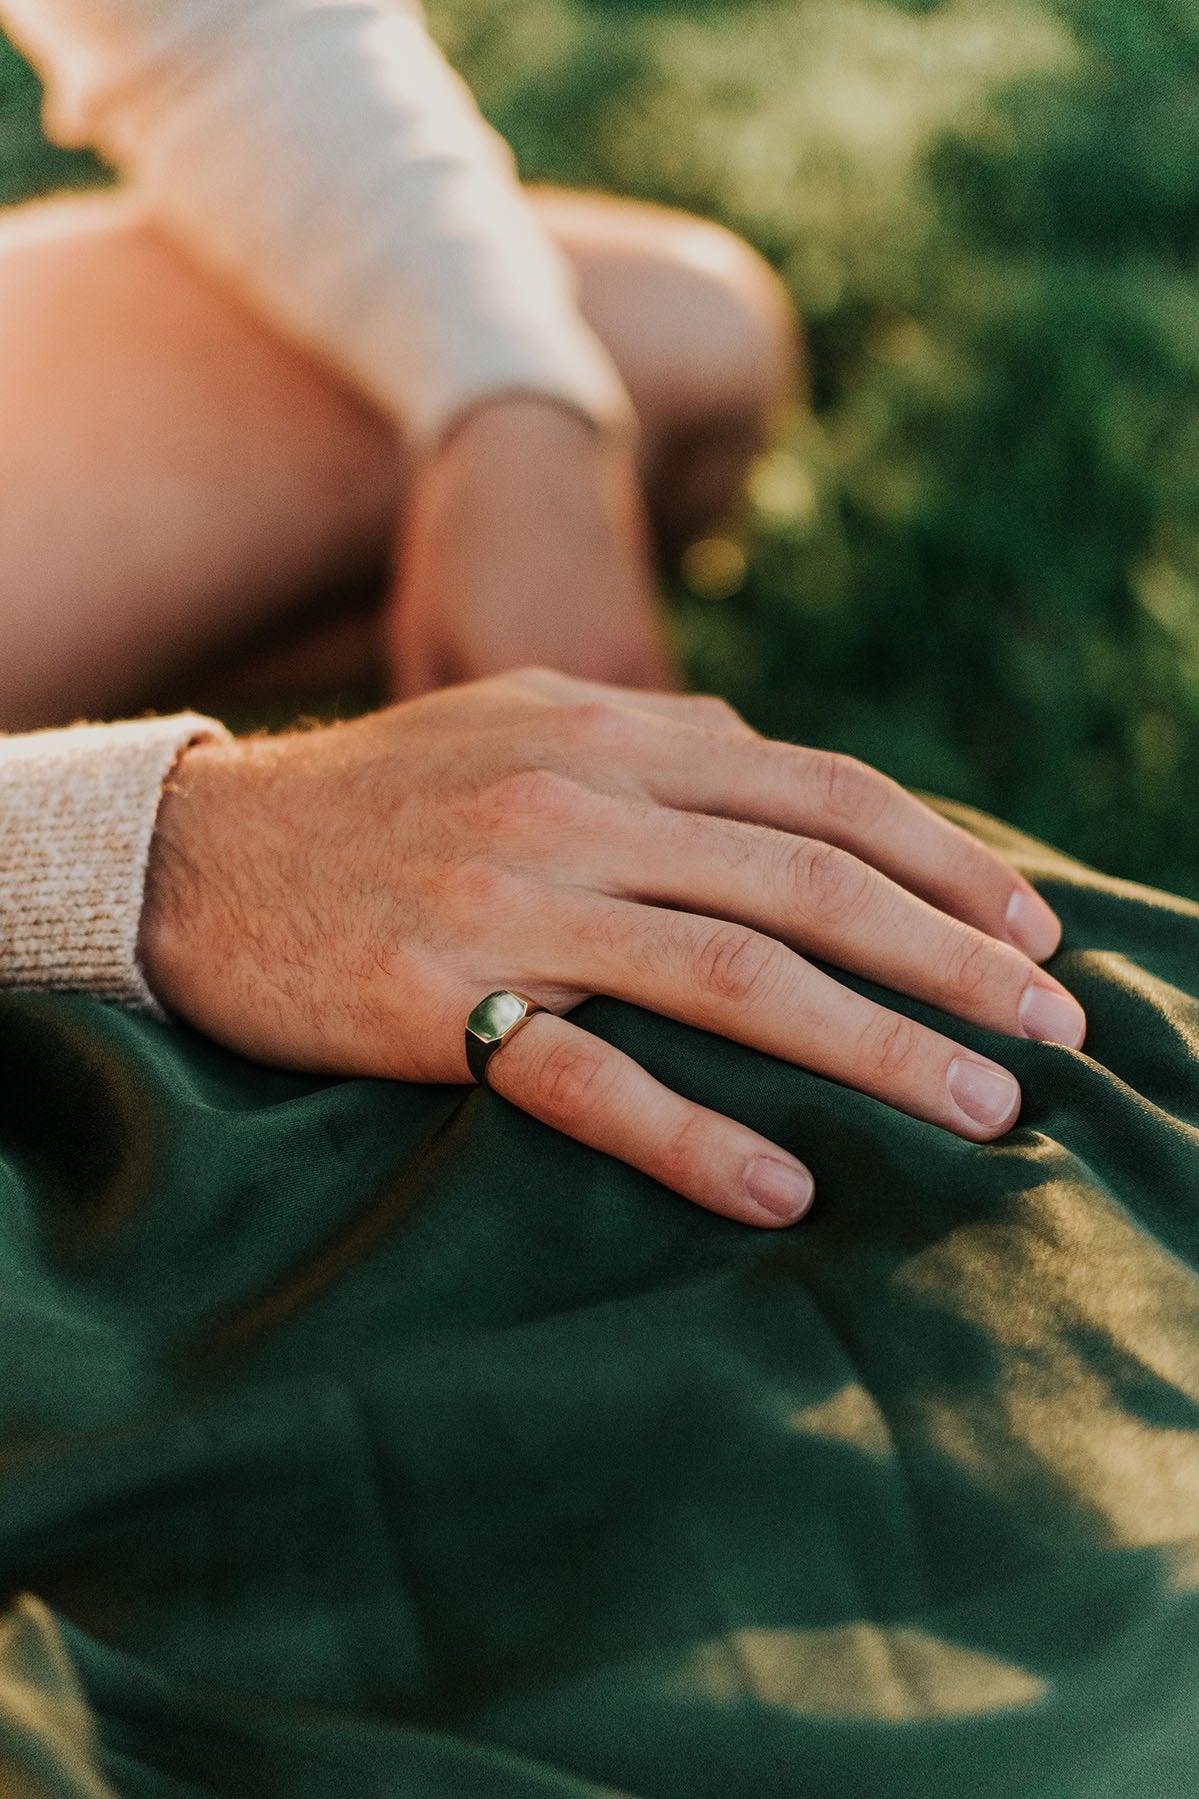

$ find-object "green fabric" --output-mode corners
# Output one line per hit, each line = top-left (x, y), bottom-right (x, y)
(3, 801), (1199, 1797)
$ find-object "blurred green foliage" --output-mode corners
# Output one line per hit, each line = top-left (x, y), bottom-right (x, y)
(2, 2), (1198, 892)
(0, 35), (103, 202)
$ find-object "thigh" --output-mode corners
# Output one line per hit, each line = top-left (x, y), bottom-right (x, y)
(0, 192), (402, 727)
(0, 187), (793, 726)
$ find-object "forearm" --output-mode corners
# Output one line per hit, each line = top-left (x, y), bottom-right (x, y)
(386, 395), (676, 696)
(2, 0), (634, 447)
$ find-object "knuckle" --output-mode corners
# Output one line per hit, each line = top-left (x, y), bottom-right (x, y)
(809, 750), (888, 829)
(441, 859), (524, 928)
(482, 766), (593, 830)
(531, 1039), (613, 1123)
(947, 826), (999, 894)
(687, 693), (746, 733)
(554, 698), (635, 752)
(859, 1010), (923, 1085)
(657, 1110), (712, 1193)
(571, 903), (630, 961)
(692, 922), (780, 1007)
(790, 840), (872, 926)
(941, 929), (1001, 1012)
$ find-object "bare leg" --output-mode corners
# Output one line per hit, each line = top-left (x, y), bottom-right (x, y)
(0, 193), (401, 728)
(529, 187), (800, 552)
(0, 188), (798, 728)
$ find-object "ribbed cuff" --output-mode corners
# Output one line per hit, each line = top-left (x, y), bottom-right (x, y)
(0, 713), (232, 1013)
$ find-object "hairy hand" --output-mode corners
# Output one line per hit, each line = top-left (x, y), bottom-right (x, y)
(385, 398), (676, 697)
(140, 670), (1084, 1228)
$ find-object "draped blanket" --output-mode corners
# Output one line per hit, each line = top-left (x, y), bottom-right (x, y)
(3, 803), (1199, 1797)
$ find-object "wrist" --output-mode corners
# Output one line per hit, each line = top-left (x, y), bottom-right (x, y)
(437, 390), (626, 458)
(138, 735), (249, 1019)
(415, 392), (646, 553)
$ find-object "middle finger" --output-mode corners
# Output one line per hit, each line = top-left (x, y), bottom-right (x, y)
(566, 897), (1034, 1141)
(594, 802), (1085, 1048)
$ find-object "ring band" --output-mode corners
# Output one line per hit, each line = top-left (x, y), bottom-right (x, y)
(465, 990), (546, 1086)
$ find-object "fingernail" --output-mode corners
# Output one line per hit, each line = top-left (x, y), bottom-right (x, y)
(744, 1155), (815, 1223)
(947, 1057), (1021, 1132)
(1005, 889), (1061, 961)
(1019, 981), (1086, 1048)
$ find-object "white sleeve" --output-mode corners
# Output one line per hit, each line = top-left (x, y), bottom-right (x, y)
(1, 0), (635, 448)
(0, 714), (231, 1011)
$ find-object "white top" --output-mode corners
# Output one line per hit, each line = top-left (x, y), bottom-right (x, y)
(1, 0), (635, 447)
(0, 0), (638, 1010)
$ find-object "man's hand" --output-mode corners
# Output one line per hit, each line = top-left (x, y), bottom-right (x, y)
(139, 670), (1084, 1229)
(385, 398), (677, 697)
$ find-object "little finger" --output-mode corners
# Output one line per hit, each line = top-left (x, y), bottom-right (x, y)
(480, 1009), (815, 1227)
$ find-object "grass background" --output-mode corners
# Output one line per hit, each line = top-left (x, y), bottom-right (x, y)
(3, 1), (1197, 893)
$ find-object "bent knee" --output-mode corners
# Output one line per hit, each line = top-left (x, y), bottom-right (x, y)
(658, 214), (802, 425)
(536, 188), (801, 443)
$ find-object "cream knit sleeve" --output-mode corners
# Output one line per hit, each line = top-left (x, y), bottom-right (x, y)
(0, 714), (231, 1010)
(1, 0), (635, 449)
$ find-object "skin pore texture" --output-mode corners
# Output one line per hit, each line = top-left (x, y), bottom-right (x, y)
(139, 668), (1086, 1231)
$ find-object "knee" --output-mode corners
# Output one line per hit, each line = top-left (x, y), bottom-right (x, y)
(626, 216), (802, 544)
(638, 214), (802, 448)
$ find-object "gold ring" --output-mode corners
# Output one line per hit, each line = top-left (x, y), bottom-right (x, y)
(465, 990), (546, 1086)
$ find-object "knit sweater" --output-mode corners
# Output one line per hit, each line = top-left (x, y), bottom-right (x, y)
(0, 716), (231, 1008)
(0, 0), (637, 1007)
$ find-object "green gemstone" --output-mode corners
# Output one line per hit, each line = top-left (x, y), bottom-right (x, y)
(466, 991), (527, 1044)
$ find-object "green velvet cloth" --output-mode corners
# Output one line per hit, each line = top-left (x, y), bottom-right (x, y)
(3, 801), (1199, 1797)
